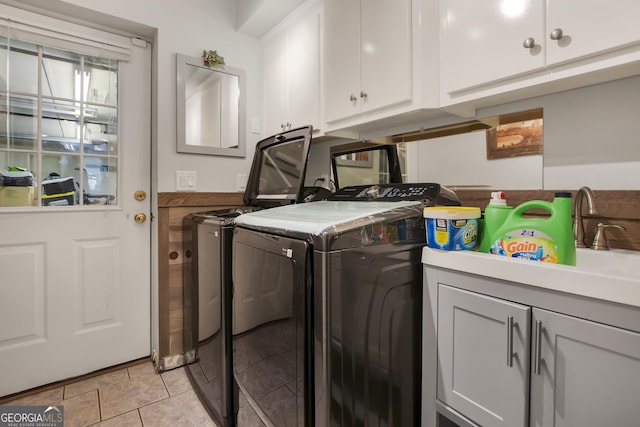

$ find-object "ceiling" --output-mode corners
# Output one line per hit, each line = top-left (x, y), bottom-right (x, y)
(236, 0), (306, 38)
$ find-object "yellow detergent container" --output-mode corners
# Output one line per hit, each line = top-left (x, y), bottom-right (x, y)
(486, 192), (576, 266)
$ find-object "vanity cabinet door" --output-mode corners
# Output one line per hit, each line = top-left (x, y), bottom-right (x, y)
(438, 284), (531, 427)
(530, 308), (640, 427)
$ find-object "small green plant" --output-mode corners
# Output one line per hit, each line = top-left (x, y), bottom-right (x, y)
(202, 49), (225, 67)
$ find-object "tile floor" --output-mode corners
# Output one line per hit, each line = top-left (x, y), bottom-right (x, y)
(0, 360), (218, 426)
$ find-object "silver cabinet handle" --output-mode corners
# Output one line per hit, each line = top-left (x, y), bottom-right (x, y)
(534, 319), (542, 375)
(360, 90), (368, 99)
(523, 37), (536, 49)
(507, 315), (514, 367)
(349, 94), (358, 102)
(549, 28), (564, 40)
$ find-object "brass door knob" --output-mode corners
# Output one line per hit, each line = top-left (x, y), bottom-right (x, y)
(134, 190), (147, 201)
(134, 213), (147, 223)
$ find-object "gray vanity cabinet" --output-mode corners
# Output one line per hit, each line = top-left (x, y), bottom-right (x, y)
(530, 308), (640, 427)
(438, 285), (531, 427)
(434, 281), (640, 427)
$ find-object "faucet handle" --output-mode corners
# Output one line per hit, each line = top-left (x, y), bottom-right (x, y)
(592, 222), (626, 251)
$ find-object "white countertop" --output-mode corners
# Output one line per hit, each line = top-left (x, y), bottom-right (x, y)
(422, 247), (640, 308)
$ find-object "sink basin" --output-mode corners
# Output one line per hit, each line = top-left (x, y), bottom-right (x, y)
(422, 247), (640, 308)
(575, 248), (640, 278)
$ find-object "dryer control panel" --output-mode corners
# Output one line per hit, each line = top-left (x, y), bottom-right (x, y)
(331, 183), (452, 205)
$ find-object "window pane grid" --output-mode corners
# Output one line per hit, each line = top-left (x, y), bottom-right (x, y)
(0, 33), (119, 209)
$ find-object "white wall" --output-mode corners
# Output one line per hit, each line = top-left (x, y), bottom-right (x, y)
(53, 0), (264, 193)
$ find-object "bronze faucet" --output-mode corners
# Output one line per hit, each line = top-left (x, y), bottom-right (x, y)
(573, 187), (598, 248)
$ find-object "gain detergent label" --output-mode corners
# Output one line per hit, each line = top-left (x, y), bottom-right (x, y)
(489, 229), (560, 263)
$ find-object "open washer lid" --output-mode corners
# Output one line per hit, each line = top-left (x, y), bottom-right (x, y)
(243, 125), (313, 208)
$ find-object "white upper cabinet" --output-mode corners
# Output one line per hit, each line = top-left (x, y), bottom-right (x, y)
(546, 0), (640, 66)
(441, 0), (545, 93)
(441, 0), (640, 105)
(263, 7), (321, 136)
(323, 0), (413, 126)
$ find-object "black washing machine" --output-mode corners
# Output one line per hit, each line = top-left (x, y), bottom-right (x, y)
(231, 183), (460, 426)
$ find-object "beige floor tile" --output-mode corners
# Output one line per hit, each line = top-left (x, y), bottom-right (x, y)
(64, 369), (129, 399)
(1, 387), (64, 406)
(100, 373), (168, 419)
(186, 363), (209, 387)
(55, 389), (100, 427)
(161, 367), (195, 396)
(91, 409), (142, 427)
(127, 361), (156, 378)
(139, 389), (216, 426)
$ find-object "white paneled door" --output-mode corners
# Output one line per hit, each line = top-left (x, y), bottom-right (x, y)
(0, 41), (151, 397)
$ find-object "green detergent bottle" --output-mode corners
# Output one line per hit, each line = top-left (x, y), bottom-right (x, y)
(479, 191), (512, 253)
(486, 192), (576, 266)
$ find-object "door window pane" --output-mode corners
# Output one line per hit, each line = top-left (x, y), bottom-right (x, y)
(41, 47), (81, 100)
(2, 38), (39, 95)
(0, 94), (38, 150)
(84, 156), (117, 205)
(85, 105), (118, 155)
(85, 55), (117, 106)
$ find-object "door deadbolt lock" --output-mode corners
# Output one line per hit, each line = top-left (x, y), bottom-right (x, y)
(134, 190), (147, 201)
(134, 213), (147, 223)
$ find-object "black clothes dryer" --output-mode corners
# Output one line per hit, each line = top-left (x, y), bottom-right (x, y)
(183, 126), (315, 427)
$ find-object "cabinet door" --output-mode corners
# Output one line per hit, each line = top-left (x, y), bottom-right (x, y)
(323, 0), (361, 123)
(530, 308), (640, 427)
(438, 284), (531, 427)
(360, 0), (412, 113)
(546, 0), (640, 66)
(263, 35), (289, 135)
(441, 0), (545, 93)
(288, 12), (320, 132)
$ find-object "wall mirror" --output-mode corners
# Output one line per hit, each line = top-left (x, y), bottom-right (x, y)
(176, 54), (246, 157)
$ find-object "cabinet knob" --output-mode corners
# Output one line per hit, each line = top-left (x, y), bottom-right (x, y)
(522, 37), (536, 49)
(286, 122), (291, 130)
(360, 90), (368, 99)
(349, 94), (358, 102)
(549, 28), (564, 41)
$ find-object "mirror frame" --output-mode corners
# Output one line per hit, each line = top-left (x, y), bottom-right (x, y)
(176, 53), (246, 157)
